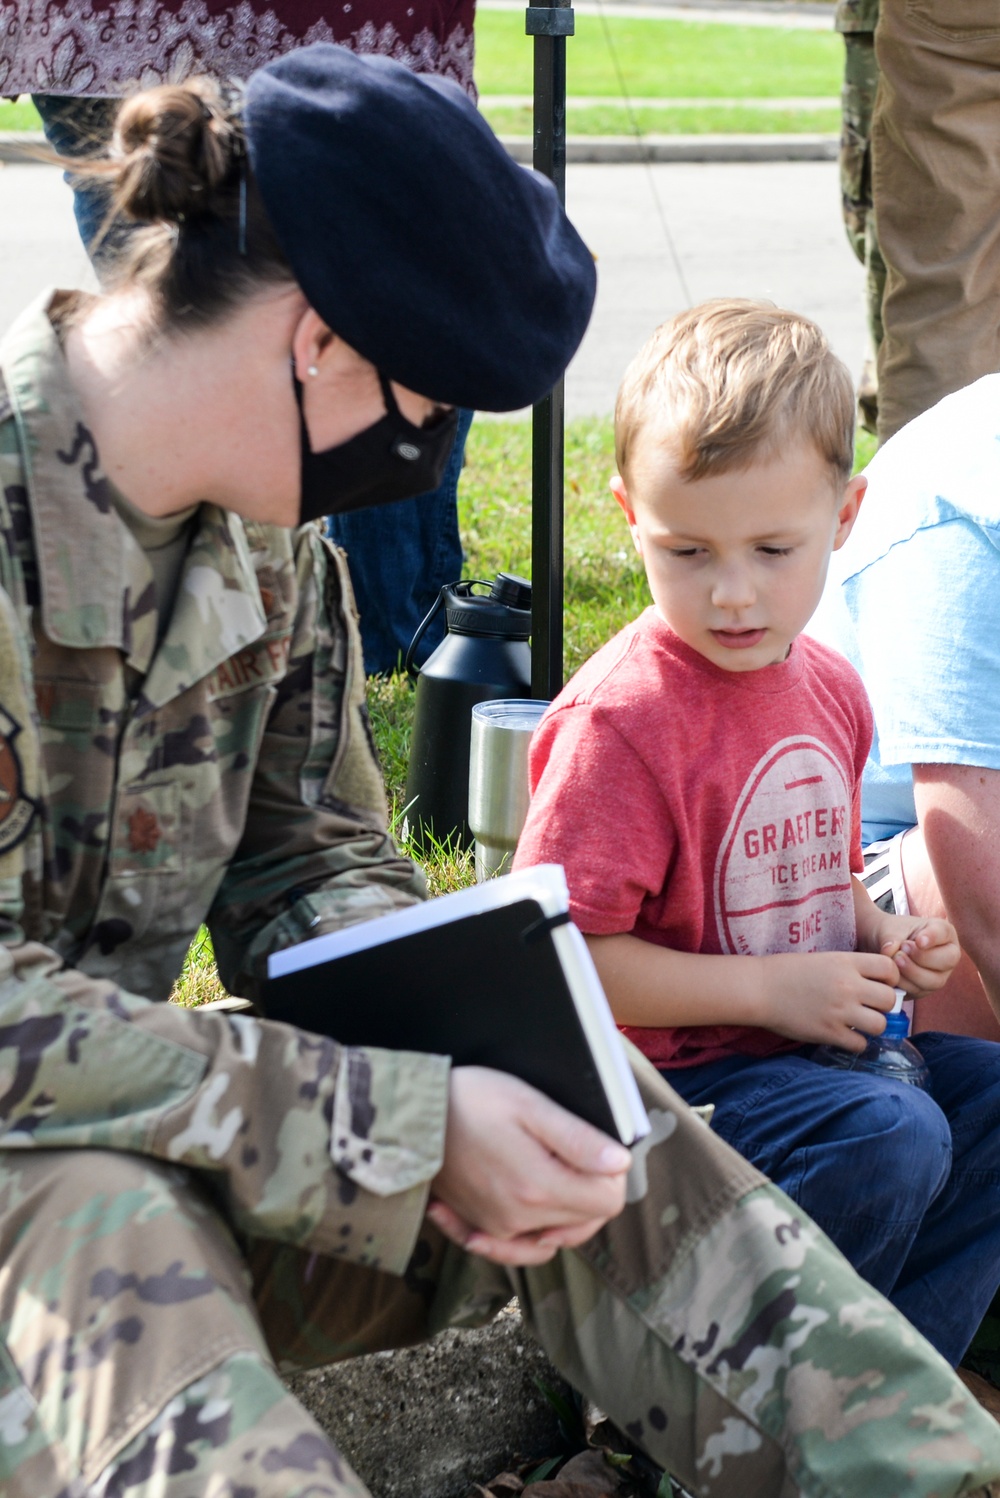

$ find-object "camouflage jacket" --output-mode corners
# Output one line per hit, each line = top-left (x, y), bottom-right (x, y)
(0, 292), (446, 1275)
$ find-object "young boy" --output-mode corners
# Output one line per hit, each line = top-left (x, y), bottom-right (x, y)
(514, 299), (1000, 1370)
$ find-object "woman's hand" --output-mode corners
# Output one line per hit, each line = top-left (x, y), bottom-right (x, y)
(427, 1067), (632, 1267)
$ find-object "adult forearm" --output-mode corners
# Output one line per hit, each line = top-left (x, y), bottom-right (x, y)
(912, 766), (1000, 1020)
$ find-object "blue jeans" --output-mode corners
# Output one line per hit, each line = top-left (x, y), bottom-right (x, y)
(665, 1033), (1000, 1366)
(32, 95), (124, 263)
(327, 406), (474, 676)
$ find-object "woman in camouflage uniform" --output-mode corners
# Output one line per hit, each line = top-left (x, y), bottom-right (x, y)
(0, 43), (998, 1498)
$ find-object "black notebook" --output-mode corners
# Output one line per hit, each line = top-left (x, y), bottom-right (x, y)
(266, 864), (649, 1146)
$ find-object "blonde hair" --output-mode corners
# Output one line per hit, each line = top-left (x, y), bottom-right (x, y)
(614, 299), (855, 486)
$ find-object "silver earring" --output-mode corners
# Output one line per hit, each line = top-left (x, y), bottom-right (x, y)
(307, 364), (319, 378)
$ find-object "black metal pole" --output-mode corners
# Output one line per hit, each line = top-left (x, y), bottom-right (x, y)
(526, 0), (573, 701)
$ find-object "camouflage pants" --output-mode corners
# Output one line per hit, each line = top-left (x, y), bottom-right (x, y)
(839, 11), (886, 434)
(840, 25), (886, 359)
(0, 1058), (998, 1497)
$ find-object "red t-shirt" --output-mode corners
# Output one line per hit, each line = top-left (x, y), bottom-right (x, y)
(513, 609), (873, 1067)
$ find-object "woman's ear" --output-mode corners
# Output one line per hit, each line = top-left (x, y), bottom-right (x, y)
(290, 306), (337, 383)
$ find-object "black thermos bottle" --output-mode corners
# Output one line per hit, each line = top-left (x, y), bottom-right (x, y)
(404, 573), (532, 849)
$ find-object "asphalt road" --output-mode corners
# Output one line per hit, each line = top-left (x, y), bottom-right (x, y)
(0, 156), (865, 416)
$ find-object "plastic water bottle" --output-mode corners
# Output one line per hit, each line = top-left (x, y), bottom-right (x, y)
(813, 989), (930, 1089)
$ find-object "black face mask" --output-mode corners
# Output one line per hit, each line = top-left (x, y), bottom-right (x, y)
(295, 370), (459, 523)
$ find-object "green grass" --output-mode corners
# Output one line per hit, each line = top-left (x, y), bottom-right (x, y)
(0, 17), (842, 139)
(855, 428), (877, 472)
(483, 103), (839, 136)
(0, 98), (41, 131)
(171, 924), (227, 1006)
(345, 414), (641, 839)
(474, 12), (841, 99)
(459, 415), (649, 680)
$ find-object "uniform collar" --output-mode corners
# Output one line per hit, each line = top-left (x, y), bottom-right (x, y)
(0, 291), (267, 707)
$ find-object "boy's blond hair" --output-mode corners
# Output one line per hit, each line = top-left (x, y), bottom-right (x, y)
(614, 298), (855, 486)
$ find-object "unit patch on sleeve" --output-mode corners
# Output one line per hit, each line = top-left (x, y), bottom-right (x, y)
(0, 708), (37, 852)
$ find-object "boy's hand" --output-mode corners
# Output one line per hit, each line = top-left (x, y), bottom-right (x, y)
(874, 915), (960, 995)
(427, 1067), (632, 1266)
(759, 950), (900, 1051)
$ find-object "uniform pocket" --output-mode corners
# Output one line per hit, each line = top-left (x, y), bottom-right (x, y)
(907, 0), (1000, 40)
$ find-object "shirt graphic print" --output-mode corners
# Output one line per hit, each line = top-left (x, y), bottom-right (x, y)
(714, 735), (855, 957)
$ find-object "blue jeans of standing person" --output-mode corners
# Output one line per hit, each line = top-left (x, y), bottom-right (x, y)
(32, 95), (123, 264)
(327, 406), (474, 676)
(665, 1032), (1000, 1367)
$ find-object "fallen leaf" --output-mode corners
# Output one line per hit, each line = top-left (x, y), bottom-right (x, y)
(583, 1401), (610, 1446)
(526, 1450), (633, 1498)
(467, 1471), (526, 1498)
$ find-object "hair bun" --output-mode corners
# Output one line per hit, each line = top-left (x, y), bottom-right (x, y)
(112, 80), (240, 224)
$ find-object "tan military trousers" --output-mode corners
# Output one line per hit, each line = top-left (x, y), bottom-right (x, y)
(0, 1058), (998, 1498)
(873, 1), (1000, 441)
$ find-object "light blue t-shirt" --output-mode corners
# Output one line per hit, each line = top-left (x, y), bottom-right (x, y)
(807, 373), (1000, 844)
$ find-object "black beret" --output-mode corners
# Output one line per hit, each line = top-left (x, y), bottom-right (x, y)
(244, 44), (596, 411)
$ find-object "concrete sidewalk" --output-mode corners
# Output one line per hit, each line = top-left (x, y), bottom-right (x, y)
(564, 158), (864, 416)
(0, 157), (866, 416)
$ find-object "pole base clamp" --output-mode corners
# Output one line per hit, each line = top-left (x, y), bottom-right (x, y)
(525, 6), (575, 35)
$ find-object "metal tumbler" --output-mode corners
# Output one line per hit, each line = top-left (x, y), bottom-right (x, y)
(468, 699), (550, 882)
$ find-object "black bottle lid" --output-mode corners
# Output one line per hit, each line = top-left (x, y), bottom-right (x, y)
(444, 574), (532, 639)
(490, 572), (532, 611)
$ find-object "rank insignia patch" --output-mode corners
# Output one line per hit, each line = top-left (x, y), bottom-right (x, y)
(0, 708), (37, 853)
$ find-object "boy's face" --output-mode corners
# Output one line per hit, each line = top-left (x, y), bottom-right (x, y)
(611, 435), (866, 674)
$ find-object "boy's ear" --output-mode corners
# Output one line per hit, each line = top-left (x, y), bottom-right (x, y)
(832, 473), (867, 551)
(610, 474), (643, 554)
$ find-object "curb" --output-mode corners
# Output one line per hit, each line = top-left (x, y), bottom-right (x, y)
(501, 132), (837, 162)
(1, 129), (838, 166)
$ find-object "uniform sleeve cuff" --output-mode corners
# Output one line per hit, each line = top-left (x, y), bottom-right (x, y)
(328, 1045), (450, 1273)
